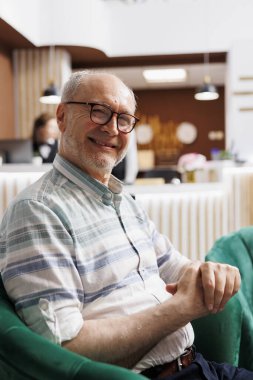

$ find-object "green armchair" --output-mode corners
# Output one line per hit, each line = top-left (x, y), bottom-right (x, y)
(0, 276), (146, 380)
(192, 226), (253, 370)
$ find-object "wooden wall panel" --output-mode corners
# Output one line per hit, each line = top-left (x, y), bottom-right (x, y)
(13, 48), (71, 139)
(0, 48), (14, 139)
(135, 87), (225, 162)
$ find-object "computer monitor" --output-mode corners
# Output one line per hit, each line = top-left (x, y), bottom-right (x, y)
(0, 139), (33, 164)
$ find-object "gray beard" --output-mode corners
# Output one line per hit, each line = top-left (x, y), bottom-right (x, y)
(60, 134), (128, 175)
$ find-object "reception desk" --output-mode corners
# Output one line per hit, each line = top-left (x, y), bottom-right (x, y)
(0, 164), (253, 261)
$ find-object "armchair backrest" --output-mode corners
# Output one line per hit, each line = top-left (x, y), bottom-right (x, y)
(192, 226), (253, 370)
(206, 226), (253, 310)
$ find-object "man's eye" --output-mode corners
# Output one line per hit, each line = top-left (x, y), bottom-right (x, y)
(93, 107), (109, 116)
(119, 115), (131, 125)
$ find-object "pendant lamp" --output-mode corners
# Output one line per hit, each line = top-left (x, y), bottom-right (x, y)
(194, 53), (219, 101)
(40, 46), (61, 104)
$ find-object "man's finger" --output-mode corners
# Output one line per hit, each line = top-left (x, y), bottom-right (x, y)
(200, 263), (216, 311)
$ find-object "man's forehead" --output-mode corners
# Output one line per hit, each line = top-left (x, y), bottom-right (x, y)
(77, 74), (135, 110)
(81, 73), (127, 91)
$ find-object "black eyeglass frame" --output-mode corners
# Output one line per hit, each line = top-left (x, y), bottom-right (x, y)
(64, 101), (139, 134)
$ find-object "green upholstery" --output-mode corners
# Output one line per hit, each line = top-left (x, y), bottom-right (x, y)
(192, 226), (253, 370)
(0, 276), (146, 380)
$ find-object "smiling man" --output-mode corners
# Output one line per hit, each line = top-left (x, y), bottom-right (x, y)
(58, 73), (136, 184)
(0, 71), (252, 380)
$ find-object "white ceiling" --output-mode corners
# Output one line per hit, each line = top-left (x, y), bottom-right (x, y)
(92, 63), (226, 89)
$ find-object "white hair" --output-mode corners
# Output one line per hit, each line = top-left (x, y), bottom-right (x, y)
(61, 70), (137, 110)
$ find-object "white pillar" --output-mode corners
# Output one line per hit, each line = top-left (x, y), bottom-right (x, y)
(226, 41), (253, 162)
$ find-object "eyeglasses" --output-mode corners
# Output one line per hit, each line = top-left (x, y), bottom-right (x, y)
(64, 101), (139, 133)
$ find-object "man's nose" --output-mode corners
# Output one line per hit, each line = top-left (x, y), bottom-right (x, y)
(100, 114), (119, 135)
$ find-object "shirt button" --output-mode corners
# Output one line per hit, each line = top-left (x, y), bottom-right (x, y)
(102, 193), (112, 205)
(104, 192), (112, 199)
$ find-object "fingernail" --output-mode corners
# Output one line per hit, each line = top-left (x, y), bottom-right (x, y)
(208, 304), (213, 311)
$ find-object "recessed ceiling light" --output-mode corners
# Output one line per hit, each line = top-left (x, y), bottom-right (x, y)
(143, 68), (187, 83)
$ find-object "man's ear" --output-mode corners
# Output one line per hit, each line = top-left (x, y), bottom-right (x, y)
(56, 104), (66, 132)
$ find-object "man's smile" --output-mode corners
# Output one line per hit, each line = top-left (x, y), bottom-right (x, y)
(88, 137), (118, 149)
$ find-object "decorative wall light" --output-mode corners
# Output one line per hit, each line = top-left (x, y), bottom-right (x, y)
(40, 46), (61, 104)
(136, 123), (154, 145)
(176, 122), (198, 144)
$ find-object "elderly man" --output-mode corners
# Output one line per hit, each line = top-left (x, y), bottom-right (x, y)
(0, 71), (252, 380)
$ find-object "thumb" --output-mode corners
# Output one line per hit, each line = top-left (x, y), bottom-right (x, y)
(166, 282), (178, 295)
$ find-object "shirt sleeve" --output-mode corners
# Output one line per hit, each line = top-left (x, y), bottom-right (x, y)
(0, 199), (84, 344)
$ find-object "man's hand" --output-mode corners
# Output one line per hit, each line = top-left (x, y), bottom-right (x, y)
(198, 261), (241, 313)
(166, 261), (241, 318)
(62, 261), (241, 367)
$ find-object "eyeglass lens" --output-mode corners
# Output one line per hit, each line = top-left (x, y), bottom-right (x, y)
(90, 104), (135, 132)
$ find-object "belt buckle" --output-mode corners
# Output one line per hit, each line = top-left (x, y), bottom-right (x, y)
(177, 356), (183, 372)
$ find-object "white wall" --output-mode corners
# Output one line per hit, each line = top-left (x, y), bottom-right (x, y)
(0, 0), (41, 44)
(0, 0), (111, 52)
(1, 0), (253, 57)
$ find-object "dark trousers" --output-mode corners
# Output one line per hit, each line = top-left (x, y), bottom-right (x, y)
(150, 353), (253, 380)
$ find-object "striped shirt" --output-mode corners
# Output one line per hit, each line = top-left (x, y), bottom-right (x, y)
(0, 154), (194, 372)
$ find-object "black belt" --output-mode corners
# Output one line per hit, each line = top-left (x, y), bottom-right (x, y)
(141, 346), (195, 379)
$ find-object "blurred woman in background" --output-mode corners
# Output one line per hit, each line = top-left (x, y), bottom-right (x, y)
(32, 113), (59, 163)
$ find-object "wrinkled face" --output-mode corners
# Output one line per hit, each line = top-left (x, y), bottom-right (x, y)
(57, 74), (136, 184)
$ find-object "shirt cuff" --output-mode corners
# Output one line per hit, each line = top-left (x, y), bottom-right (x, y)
(19, 298), (84, 344)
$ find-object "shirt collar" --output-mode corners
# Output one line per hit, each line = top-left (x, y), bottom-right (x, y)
(53, 154), (123, 205)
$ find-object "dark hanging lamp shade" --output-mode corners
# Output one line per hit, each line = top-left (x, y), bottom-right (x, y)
(40, 82), (61, 104)
(194, 75), (219, 101)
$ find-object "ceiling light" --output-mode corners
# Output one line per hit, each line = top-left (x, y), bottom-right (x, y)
(40, 82), (61, 104)
(194, 51), (219, 101)
(194, 75), (219, 101)
(143, 68), (187, 83)
(40, 46), (61, 105)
